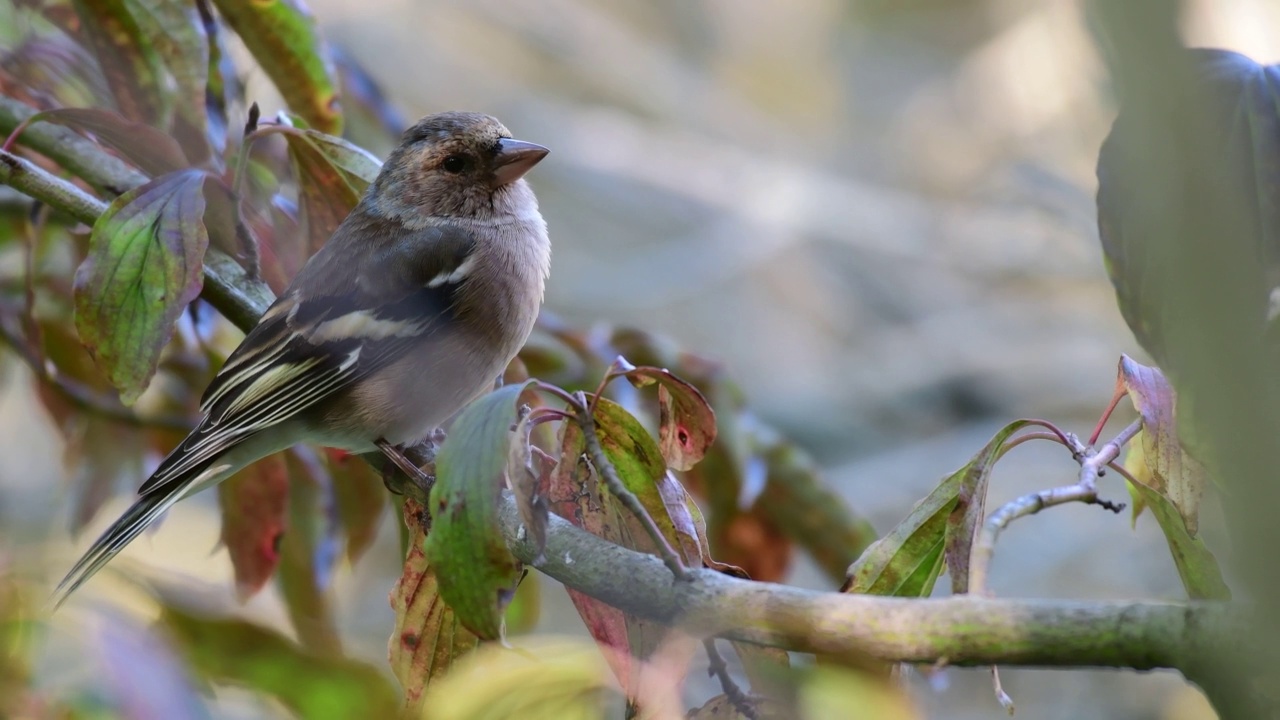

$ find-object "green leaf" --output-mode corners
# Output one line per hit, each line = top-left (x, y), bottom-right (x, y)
(73, 169), (209, 404)
(209, 0), (343, 134)
(943, 419), (1034, 594)
(621, 365), (718, 471)
(1123, 441), (1231, 599)
(1117, 355), (1208, 535)
(217, 454), (289, 600)
(843, 421), (1031, 597)
(425, 381), (533, 640)
(157, 599), (398, 720)
(72, 0), (171, 126)
(390, 498), (481, 716)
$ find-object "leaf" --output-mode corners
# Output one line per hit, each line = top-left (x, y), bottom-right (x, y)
(389, 498), (481, 716)
(126, 0), (212, 163)
(621, 365), (718, 471)
(261, 119), (380, 257)
(323, 449), (386, 564)
(844, 484), (950, 597)
(943, 420), (1034, 594)
(425, 382), (532, 640)
(73, 169), (210, 404)
(1123, 441), (1231, 599)
(18, 107), (188, 175)
(209, 0), (343, 134)
(217, 454), (289, 600)
(547, 419), (635, 691)
(72, 0), (171, 126)
(277, 448), (343, 657)
(1117, 355), (1208, 535)
(506, 409), (549, 560)
(422, 637), (621, 719)
(158, 599), (398, 720)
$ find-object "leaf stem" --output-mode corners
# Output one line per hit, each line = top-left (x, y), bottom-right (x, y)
(573, 391), (690, 581)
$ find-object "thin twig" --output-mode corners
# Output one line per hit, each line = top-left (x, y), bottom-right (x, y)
(704, 639), (758, 720)
(574, 391), (690, 580)
(968, 419), (1140, 595)
(0, 315), (192, 431)
(0, 149), (107, 225)
(991, 666), (1015, 715)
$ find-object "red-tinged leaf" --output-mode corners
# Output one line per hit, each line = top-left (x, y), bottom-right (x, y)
(127, 0), (213, 163)
(208, 0), (343, 134)
(15, 107), (188, 175)
(389, 499), (481, 715)
(621, 365), (717, 471)
(3, 36), (112, 108)
(276, 448), (342, 657)
(263, 119), (379, 257)
(547, 420), (636, 693)
(425, 382), (533, 640)
(73, 169), (210, 404)
(324, 449), (386, 564)
(943, 420), (1034, 595)
(156, 592), (398, 719)
(217, 454), (289, 600)
(72, 0), (171, 126)
(1117, 355), (1208, 535)
(1123, 440), (1231, 599)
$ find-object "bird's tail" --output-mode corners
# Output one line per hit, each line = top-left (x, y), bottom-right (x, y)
(50, 488), (187, 609)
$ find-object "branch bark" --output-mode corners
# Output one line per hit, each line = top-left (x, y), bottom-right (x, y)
(0, 91), (1253, 713)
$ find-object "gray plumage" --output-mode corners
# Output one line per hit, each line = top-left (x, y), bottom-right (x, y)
(54, 112), (550, 605)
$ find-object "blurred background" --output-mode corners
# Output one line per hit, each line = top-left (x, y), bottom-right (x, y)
(3, 0), (1274, 717)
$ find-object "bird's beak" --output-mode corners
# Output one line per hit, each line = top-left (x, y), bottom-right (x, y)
(491, 138), (549, 187)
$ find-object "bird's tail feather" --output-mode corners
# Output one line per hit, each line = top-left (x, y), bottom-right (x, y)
(51, 487), (187, 609)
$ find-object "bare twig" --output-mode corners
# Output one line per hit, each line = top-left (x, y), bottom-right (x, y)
(574, 391), (690, 580)
(0, 149), (108, 225)
(704, 639), (758, 720)
(991, 666), (1015, 715)
(968, 419), (1141, 595)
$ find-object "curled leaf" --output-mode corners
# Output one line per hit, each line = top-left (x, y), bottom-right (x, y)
(1117, 355), (1208, 535)
(621, 365), (717, 471)
(425, 382), (533, 640)
(506, 408), (549, 560)
(73, 169), (210, 404)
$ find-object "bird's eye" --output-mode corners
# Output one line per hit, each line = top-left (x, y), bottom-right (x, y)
(442, 154), (468, 174)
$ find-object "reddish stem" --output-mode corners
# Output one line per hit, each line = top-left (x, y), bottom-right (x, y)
(1089, 387), (1129, 446)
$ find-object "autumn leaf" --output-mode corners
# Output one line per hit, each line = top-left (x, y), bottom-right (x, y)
(72, 0), (171, 126)
(217, 454), (289, 600)
(324, 449), (386, 564)
(259, 117), (380, 257)
(1117, 355), (1208, 535)
(73, 169), (210, 404)
(15, 107), (188, 175)
(621, 365), (718, 471)
(389, 498), (481, 716)
(125, 0), (213, 163)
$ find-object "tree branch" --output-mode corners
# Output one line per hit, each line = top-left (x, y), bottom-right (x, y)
(495, 490), (1234, 676)
(0, 90), (1252, 712)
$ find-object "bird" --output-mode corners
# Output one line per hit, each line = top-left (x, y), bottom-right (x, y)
(53, 111), (551, 606)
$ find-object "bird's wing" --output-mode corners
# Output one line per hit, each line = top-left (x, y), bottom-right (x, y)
(136, 217), (477, 498)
